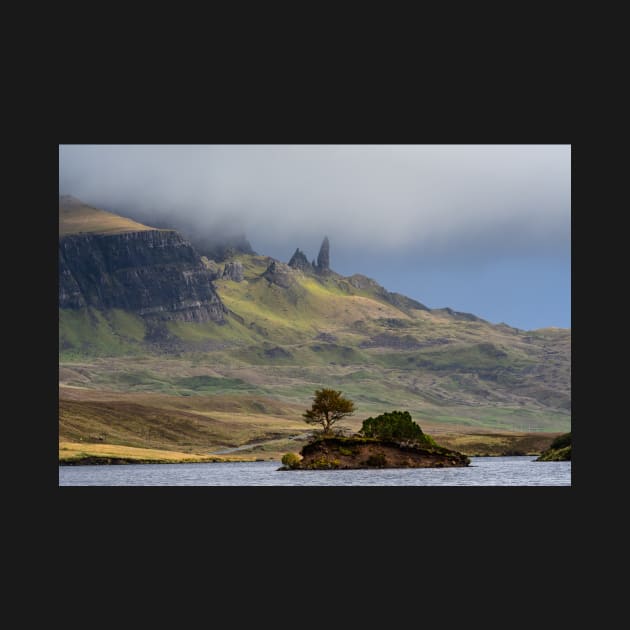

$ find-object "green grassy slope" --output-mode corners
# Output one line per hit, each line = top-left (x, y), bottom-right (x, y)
(60, 253), (570, 434)
(58, 201), (570, 446)
(59, 195), (156, 235)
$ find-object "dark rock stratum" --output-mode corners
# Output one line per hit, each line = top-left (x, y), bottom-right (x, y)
(59, 230), (227, 323)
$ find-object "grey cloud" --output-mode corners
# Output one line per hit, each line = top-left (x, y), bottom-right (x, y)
(59, 145), (570, 260)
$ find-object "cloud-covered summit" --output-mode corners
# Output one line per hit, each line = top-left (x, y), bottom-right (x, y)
(59, 145), (570, 329)
(59, 144), (569, 259)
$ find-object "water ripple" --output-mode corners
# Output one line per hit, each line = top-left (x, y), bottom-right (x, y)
(59, 456), (571, 486)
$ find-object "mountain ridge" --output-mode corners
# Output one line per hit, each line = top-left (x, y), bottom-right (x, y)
(58, 198), (571, 451)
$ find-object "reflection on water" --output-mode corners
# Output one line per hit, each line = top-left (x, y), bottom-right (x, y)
(59, 456), (571, 486)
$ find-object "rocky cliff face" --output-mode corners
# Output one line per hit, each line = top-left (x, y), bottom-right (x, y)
(59, 230), (227, 323)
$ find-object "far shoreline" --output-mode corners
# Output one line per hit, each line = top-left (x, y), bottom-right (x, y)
(59, 452), (544, 467)
(59, 430), (563, 466)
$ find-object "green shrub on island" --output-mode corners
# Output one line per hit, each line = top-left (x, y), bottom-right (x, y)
(281, 452), (301, 469)
(359, 410), (429, 444)
(549, 433), (571, 450)
(536, 432), (571, 461)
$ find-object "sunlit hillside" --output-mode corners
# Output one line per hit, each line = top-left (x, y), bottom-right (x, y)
(59, 195), (156, 236)
(59, 202), (571, 461)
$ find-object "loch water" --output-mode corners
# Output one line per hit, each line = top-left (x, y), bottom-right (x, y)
(59, 456), (571, 486)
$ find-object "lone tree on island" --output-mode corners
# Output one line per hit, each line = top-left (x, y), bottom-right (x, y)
(303, 388), (355, 434)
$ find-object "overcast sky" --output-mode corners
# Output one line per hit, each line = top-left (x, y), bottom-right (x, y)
(59, 145), (571, 330)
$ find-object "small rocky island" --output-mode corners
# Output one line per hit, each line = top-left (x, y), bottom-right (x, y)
(288, 435), (470, 469)
(281, 407), (470, 470)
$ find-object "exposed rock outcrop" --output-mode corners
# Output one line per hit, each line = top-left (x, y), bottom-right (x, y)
(316, 236), (330, 272)
(286, 237), (331, 275)
(288, 248), (313, 272)
(222, 261), (244, 282)
(348, 274), (429, 312)
(200, 256), (222, 279)
(59, 230), (227, 323)
(433, 307), (485, 322)
(359, 333), (424, 350)
(315, 332), (338, 343)
(347, 274), (378, 291)
(182, 229), (256, 262)
(262, 260), (296, 288)
(263, 346), (292, 359)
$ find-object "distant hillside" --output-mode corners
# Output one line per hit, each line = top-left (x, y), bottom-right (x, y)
(59, 197), (571, 454)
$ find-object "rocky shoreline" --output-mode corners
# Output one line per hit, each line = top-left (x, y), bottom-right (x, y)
(281, 436), (470, 470)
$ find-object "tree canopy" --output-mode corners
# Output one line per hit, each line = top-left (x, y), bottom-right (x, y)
(360, 410), (427, 443)
(302, 388), (356, 434)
